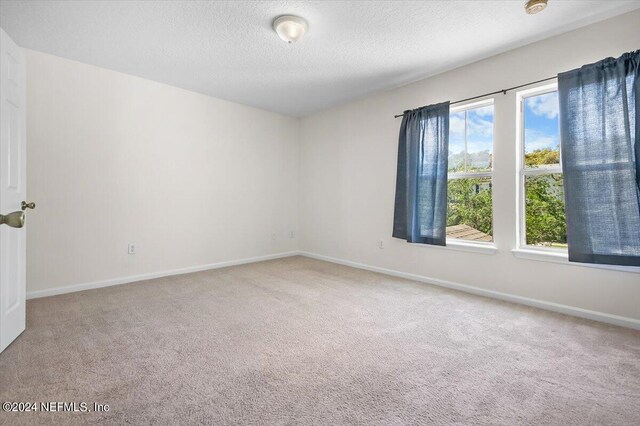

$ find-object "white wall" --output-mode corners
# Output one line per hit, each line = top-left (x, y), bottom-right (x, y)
(24, 10), (640, 322)
(26, 51), (299, 294)
(299, 10), (640, 321)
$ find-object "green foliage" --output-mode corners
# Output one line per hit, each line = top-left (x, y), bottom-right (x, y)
(523, 148), (566, 246)
(446, 147), (567, 246)
(448, 150), (492, 173)
(524, 148), (560, 167)
(447, 178), (493, 236)
(525, 175), (566, 246)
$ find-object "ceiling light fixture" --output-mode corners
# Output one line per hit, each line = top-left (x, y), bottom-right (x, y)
(273, 15), (308, 44)
(525, 0), (548, 14)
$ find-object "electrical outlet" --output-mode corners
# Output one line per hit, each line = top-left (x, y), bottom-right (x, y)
(271, 233), (276, 241)
(289, 231), (295, 239)
(128, 243), (136, 255)
(377, 239), (384, 249)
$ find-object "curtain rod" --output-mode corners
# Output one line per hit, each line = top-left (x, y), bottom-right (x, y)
(394, 76), (557, 118)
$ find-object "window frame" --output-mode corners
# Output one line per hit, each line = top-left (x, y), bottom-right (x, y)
(447, 98), (495, 246)
(515, 82), (565, 253)
(513, 83), (639, 272)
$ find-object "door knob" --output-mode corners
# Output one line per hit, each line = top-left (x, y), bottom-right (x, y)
(0, 211), (25, 228)
(21, 201), (35, 210)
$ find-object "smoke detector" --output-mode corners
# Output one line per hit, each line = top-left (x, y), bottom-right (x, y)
(525, 0), (548, 15)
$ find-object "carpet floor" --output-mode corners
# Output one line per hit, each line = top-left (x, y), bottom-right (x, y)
(1, 256), (639, 425)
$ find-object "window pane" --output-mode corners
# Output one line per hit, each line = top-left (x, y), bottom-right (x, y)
(524, 91), (560, 168)
(448, 111), (465, 172)
(447, 177), (493, 242)
(524, 173), (566, 247)
(466, 106), (493, 171)
(449, 105), (494, 172)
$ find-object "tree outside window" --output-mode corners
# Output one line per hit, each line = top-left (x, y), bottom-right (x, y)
(447, 102), (494, 242)
(521, 89), (567, 248)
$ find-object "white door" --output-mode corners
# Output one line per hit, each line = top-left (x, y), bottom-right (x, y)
(0, 28), (27, 353)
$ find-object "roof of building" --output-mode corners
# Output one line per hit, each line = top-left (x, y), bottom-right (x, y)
(446, 224), (493, 242)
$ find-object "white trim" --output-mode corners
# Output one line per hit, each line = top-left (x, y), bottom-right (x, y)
(450, 98), (494, 113)
(448, 99), (496, 247)
(299, 251), (640, 330)
(512, 248), (640, 273)
(443, 239), (497, 255)
(517, 82), (558, 101)
(448, 171), (492, 179)
(25, 249), (640, 329)
(515, 82), (561, 250)
(26, 251), (301, 300)
(520, 166), (562, 176)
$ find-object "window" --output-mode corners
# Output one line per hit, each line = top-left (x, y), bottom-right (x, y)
(447, 101), (494, 243)
(518, 85), (567, 249)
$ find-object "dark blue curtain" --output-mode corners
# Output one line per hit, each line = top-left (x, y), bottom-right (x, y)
(393, 102), (450, 245)
(558, 50), (640, 266)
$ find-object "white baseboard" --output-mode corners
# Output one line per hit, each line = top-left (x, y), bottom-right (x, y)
(27, 249), (640, 330)
(26, 251), (301, 300)
(299, 251), (640, 330)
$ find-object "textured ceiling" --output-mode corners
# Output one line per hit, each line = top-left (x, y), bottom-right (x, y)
(1, 1), (639, 117)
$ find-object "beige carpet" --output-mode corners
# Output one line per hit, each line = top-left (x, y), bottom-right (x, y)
(1, 256), (639, 425)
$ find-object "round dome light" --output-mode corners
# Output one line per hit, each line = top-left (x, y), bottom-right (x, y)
(273, 15), (308, 44)
(525, 0), (548, 14)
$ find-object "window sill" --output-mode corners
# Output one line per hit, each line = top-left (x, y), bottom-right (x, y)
(410, 239), (497, 255)
(512, 248), (640, 273)
(447, 239), (497, 255)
